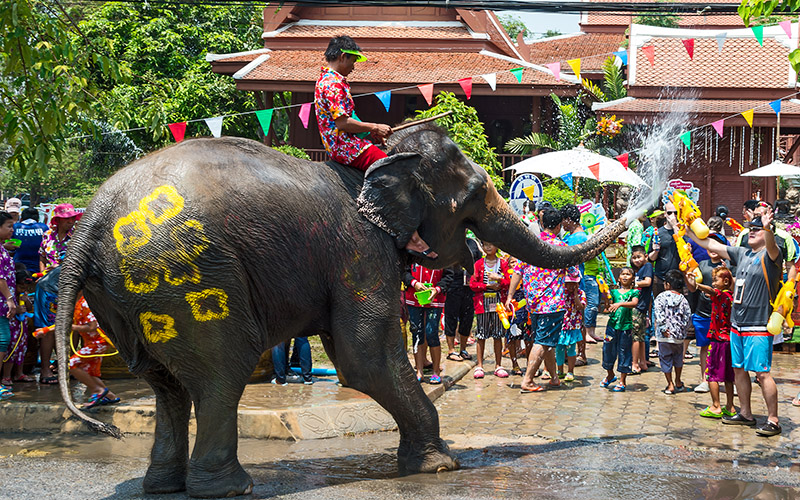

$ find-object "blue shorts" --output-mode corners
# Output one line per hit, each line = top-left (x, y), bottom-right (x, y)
(602, 325), (633, 374)
(730, 327), (773, 373)
(531, 311), (565, 347)
(692, 314), (712, 348)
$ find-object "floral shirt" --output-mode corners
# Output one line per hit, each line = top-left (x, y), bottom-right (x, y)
(0, 246), (16, 318)
(39, 228), (72, 271)
(314, 67), (372, 164)
(709, 289), (733, 342)
(562, 289), (587, 330)
(653, 290), (691, 343)
(514, 231), (579, 314)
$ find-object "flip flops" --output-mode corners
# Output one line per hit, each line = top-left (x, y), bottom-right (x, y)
(13, 375), (35, 383)
(612, 384), (626, 392)
(700, 406), (723, 418)
(82, 388), (109, 409)
(600, 376), (617, 388)
(429, 374), (442, 385)
(520, 385), (545, 393)
(459, 350), (472, 360)
(446, 352), (463, 362)
(100, 396), (121, 406)
(575, 358), (588, 367)
(40, 376), (58, 385)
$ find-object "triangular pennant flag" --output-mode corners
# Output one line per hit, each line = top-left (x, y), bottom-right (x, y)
(204, 116), (223, 138)
(588, 162), (600, 180)
(566, 58), (581, 81)
(679, 131), (691, 149)
(642, 46), (655, 67)
(682, 39), (695, 60)
(780, 20), (792, 38)
(560, 172), (573, 189)
(616, 152), (629, 169)
(168, 122), (186, 143)
(480, 73), (497, 91)
(770, 99), (782, 114)
(418, 83), (434, 105)
(375, 90), (392, 112)
(716, 32), (726, 53)
(255, 109), (274, 136)
(711, 119), (724, 137)
(458, 77), (472, 99)
(545, 62), (561, 81)
(299, 102), (311, 129)
(510, 67), (524, 83)
(752, 25), (764, 46)
(742, 108), (754, 128)
(613, 50), (628, 65)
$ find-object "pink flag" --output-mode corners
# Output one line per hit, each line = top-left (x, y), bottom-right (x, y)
(711, 119), (724, 137)
(616, 153), (629, 169)
(780, 20), (792, 38)
(545, 62), (561, 81)
(682, 39), (694, 60)
(642, 46), (655, 67)
(299, 103), (311, 129)
(458, 77), (472, 100)
(168, 122), (187, 142)
(418, 84), (434, 106)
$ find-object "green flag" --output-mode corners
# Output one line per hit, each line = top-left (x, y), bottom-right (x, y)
(510, 67), (524, 83)
(679, 131), (691, 149)
(751, 25), (764, 46)
(255, 109), (274, 136)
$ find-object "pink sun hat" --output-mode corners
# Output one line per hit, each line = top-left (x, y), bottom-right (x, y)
(49, 203), (83, 227)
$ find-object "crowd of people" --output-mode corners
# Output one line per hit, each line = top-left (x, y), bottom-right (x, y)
(405, 198), (793, 438)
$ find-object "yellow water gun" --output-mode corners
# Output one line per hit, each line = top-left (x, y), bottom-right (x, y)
(768, 279), (797, 335)
(673, 233), (702, 283)
(669, 190), (709, 239)
(597, 275), (610, 296)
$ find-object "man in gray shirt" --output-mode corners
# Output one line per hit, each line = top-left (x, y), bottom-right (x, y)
(688, 209), (782, 436)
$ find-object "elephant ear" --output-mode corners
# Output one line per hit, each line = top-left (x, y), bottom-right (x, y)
(357, 152), (427, 248)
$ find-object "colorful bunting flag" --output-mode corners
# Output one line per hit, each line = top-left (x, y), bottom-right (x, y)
(510, 67), (524, 83)
(715, 33), (726, 53)
(560, 172), (573, 189)
(418, 83), (434, 105)
(679, 131), (691, 149)
(480, 73), (497, 91)
(742, 109), (754, 127)
(204, 116), (223, 138)
(299, 102), (311, 129)
(682, 39), (695, 60)
(613, 50), (628, 65)
(566, 58), (581, 81)
(376, 90), (392, 112)
(255, 109), (274, 136)
(642, 46), (655, 67)
(752, 25), (764, 46)
(545, 62), (561, 81)
(616, 152), (629, 169)
(458, 77), (472, 99)
(780, 20), (792, 38)
(168, 122), (186, 143)
(770, 99), (782, 114)
(711, 119), (724, 137)
(588, 163), (600, 180)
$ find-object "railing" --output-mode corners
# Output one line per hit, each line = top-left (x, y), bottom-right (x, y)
(305, 149), (329, 162)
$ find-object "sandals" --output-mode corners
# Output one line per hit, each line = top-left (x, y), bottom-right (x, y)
(612, 383), (626, 392)
(511, 367), (524, 376)
(100, 396), (121, 406)
(520, 385), (545, 393)
(494, 367), (509, 378)
(429, 374), (442, 385)
(82, 388), (109, 410)
(0, 378), (11, 387)
(575, 358), (588, 367)
(40, 376), (58, 385)
(756, 420), (782, 436)
(564, 372), (575, 382)
(541, 371), (551, 380)
(459, 350), (472, 360)
(446, 352), (463, 362)
(684, 352), (694, 360)
(473, 367), (485, 379)
(600, 376), (617, 388)
(700, 406), (723, 419)
(13, 375), (35, 383)
(0, 387), (13, 400)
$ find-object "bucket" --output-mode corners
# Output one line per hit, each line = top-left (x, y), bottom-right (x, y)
(415, 289), (435, 305)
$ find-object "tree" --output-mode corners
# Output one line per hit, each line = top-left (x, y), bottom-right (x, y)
(634, 0), (680, 27)
(542, 29), (563, 38)
(497, 14), (530, 39)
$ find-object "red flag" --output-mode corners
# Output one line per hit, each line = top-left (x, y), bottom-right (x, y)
(642, 45), (655, 67)
(682, 39), (694, 60)
(418, 84), (434, 106)
(616, 153), (629, 169)
(588, 162), (600, 180)
(168, 122), (187, 142)
(458, 77), (472, 100)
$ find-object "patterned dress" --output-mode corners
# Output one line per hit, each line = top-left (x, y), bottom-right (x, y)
(515, 231), (580, 314)
(314, 67), (372, 164)
(68, 297), (111, 377)
(39, 228), (72, 272)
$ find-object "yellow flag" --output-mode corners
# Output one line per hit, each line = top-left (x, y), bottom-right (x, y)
(567, 58), (581, 82)
(742, 109), (754, 128)
(522, 185), (538, 200)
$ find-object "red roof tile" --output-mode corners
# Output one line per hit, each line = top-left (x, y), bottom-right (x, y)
(598, 98), (800, 115)
(583, 12), (744, 28)
(266, 24), (474, 40)
(523, 33), (626, 72)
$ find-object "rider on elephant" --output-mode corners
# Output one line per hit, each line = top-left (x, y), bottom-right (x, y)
(314, 35), (438, 260)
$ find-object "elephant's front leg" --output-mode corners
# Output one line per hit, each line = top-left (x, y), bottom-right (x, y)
(330, 302), (459, 474)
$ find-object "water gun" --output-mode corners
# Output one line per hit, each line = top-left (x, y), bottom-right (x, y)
(767, 279), (797, 335)
(599, 252), (618, 286)
(673, 233), (702, 283)
(496, 303), (512, 329)
(33, 324), (54, 338)
(669, 190), (709, 239)
(597, 275), (610, 296)
(32, 270), (47, 279)
(15, 312), (33, 321)
(4, 239), (20, 246)
(726, 217), (744, 233)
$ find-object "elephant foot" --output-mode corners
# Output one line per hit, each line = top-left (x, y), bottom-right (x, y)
(186, 459), (253, 498)
(143, 461), (187, 494)
(397, 437), (459, 475)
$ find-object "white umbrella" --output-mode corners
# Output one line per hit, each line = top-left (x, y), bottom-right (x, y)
(504, 146), (648, 188)
(741, 160), (800, 177)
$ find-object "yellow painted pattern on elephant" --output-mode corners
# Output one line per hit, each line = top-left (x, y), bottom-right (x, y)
(186, 288), (230, 322)
(121, 257), (160, 294)
(113, 211), (152, 257)
(140, 312), (179, 343)
(139, 185), (185, 225)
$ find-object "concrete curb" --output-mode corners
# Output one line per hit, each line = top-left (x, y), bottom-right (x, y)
(0, 357), (476, 440)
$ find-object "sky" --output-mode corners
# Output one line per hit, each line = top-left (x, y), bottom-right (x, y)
(497, 10), (581, 37)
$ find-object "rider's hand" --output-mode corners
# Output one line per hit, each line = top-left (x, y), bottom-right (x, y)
(372, 123), (392, 138)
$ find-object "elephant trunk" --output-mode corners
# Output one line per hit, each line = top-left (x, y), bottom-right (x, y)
(473, 190), (627, 270)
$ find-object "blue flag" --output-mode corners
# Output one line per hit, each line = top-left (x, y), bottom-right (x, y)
(376, 90), (392, 112)
(560, 172), (573, 189)
(769, 99), (782, 115)
(613, 50), (628, 66)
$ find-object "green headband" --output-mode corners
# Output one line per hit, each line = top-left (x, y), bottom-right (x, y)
(341, 49), (367, 62)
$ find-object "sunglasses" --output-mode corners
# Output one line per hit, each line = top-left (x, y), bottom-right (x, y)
(666, 211), (677, 215)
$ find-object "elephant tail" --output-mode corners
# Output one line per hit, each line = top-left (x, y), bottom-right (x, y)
(54, 234), (123, 439)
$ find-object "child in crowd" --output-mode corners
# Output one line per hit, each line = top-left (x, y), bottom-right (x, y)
(556, 273), (585, 382)
(470, 241), (511, 379)
(689, 267), (736, 418)
(69, 292), (120, 409)
(504, 256), (526, 376)
(653, 269), (692, 394)
(403, 263), (449, 384)
(601, 267), (639, 392)
(1, 264), (34, 386)
(0, 211), (18, 400)
(630, 245), (653, 374)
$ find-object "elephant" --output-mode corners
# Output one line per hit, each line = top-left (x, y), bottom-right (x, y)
(54, 123), (626, 498)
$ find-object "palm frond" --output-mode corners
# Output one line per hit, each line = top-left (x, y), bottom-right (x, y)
(581, 78), (605, 102)
(602, 56), (627, 102)
(504, 133), (560, 154)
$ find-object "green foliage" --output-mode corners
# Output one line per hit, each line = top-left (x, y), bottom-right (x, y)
(505, 93), (591, 154)
(634, 2), (680, 28)
(739, 0), (788, 26)
(497, 14), (530, 39)
(542, 29), (563, 38)
(274, 144), (310, 160)
(601, 57), (627, 102)
(542, 183), (575, 209)
(415, 92), (504, 188)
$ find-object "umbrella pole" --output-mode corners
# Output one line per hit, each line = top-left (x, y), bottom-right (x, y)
(574, 176), (579, 203)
